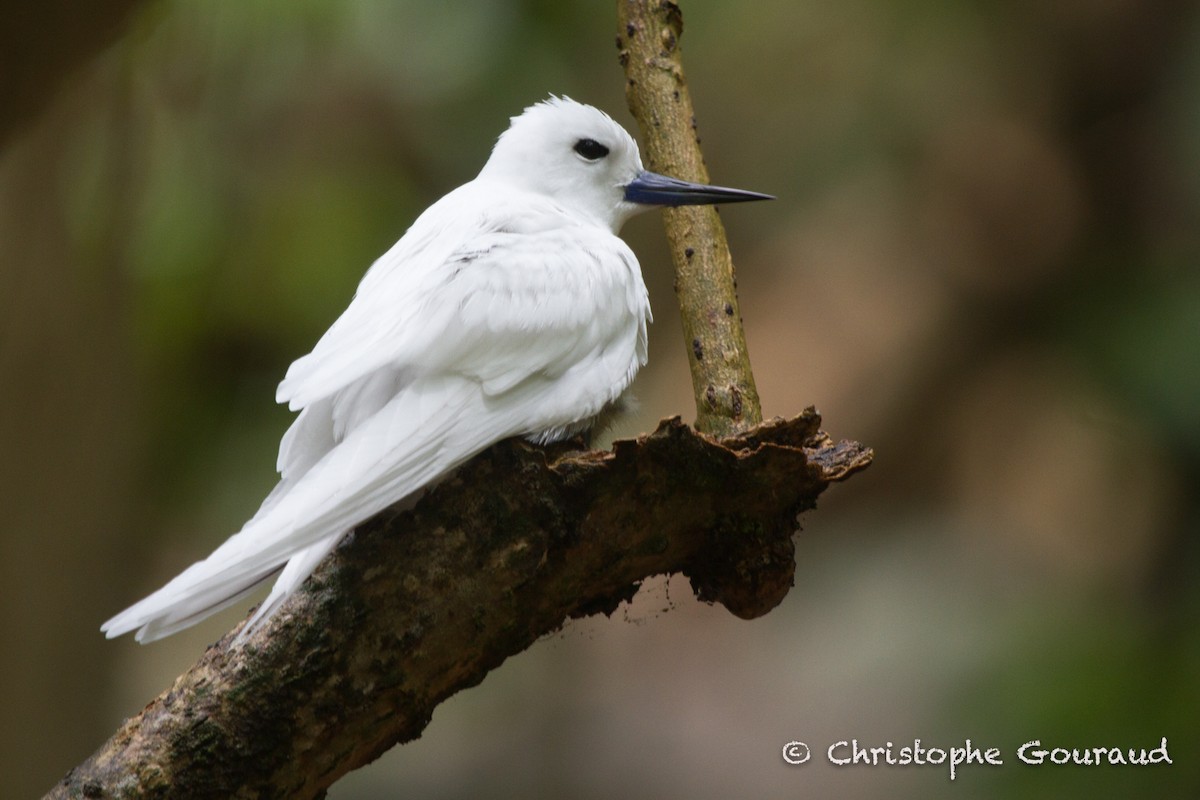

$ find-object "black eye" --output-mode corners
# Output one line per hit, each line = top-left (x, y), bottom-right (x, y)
(573, 138), (610, 161)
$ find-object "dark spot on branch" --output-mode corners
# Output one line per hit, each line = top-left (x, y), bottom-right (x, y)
(662, 0), (684, 33)
(724, 303), (734, 316)
(684, 247), (694, 259)
(730, 386), (743, 418)
(692, 338), (704, 361)
(660, 27), (677, 54)
(626, 21), (637, 37)
(705, 385), (717, 408)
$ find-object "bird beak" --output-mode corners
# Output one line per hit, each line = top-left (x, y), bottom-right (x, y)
(623, 170), (774, 206)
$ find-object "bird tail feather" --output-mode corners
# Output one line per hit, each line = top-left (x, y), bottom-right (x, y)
(102, 375), (515, 643)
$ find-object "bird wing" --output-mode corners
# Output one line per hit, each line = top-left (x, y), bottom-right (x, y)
(102, 182), (650, 641)
(277, 182), (647, 415)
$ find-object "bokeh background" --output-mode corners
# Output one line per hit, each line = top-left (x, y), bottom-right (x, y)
(3, 1), (1198, 797)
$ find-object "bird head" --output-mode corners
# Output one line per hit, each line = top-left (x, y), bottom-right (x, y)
(479, 96), (771, 233)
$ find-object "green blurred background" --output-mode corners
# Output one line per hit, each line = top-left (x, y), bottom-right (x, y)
(2, 1), (1198, 797)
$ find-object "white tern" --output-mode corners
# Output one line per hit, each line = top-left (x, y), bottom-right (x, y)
(102, 96), (771, 643)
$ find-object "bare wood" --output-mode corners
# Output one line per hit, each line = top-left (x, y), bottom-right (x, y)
(616, 0), (763, 437)
(49, 413), (871, 799)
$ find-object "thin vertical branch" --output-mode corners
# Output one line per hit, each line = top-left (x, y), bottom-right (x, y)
(616, 0), (762, 437)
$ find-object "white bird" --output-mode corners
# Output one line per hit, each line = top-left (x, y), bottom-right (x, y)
(102, 96), (771, 644)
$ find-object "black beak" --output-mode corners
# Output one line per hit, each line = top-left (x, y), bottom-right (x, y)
(623, 170), (774, 206)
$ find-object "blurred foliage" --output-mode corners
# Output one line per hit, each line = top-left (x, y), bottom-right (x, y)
(2, 1), (1198, 798)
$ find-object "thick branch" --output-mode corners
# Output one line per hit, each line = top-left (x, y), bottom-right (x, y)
(617, 0), (762, 437)
(50, 412), (871, 799)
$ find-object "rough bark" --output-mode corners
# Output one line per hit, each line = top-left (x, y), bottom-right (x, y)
(49, 412), (871, 799)
(616, 0), (763, 437)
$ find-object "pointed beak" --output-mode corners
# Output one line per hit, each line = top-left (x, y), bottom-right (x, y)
(623, 170), (774, 207)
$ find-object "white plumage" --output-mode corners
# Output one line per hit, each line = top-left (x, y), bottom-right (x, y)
(102, 96), (769, 643)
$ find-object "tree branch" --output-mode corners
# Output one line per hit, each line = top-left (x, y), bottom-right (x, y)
(617, 0), (762, 437)
(46, 4), (874, 796)
(50, 413), (871, 799)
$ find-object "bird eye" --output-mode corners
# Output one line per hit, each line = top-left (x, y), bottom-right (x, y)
(573, 138), (610, 161)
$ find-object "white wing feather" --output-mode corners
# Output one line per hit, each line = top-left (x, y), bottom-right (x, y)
(101, 179), (650, 643)
(278, 182), (647, 412)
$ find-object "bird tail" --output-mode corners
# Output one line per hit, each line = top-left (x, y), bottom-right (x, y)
(102, 375), (519, 643)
